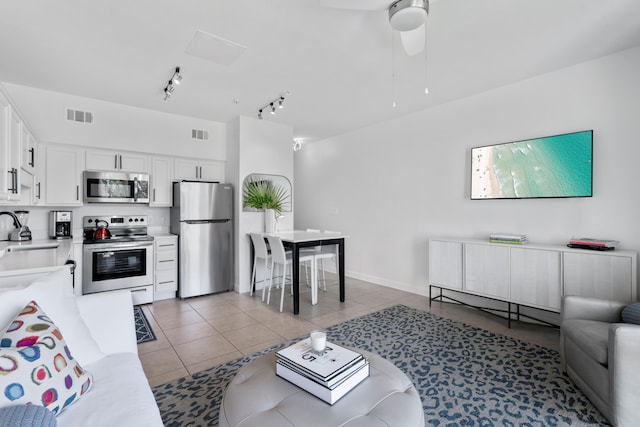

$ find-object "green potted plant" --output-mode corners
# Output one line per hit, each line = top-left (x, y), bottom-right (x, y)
(243, 177), (289, 232)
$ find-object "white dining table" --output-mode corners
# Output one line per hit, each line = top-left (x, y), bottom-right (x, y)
(259, 230), (348, 315)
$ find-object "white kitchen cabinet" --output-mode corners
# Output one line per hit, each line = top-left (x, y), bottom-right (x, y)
(0, 92), (9, 201)
(86, 148), (148, 173)
(150, 156), (173, 207)
(6, 108), (22, 202)
(154, 235), (178, 301)
(44, 145), (85, 206)
(21, 125), (36, 174)
(510, 247), (562, 311)
(464, 243), (510, 299)
(174, 158), (225, 182)
(564, 251), (635, 302)
(31, 144), (45, 205)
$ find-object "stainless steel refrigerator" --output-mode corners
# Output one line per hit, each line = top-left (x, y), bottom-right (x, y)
(170, 181), (233, 298)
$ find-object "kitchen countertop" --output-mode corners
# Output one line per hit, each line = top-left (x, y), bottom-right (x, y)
(0, 239), (74, 277)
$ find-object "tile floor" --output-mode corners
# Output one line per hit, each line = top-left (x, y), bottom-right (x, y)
(138, 276), (560, 387)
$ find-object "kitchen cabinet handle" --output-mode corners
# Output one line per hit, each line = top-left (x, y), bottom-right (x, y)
(7, 170), (12, 192)
(29, 147), (35, 167)
(10, 168), (18, 194)
(131, 288), (147, 293)
(153, 188), (156, 202)
(36, 182), (41, 199)
(76, 185), (79, 201)
(158, 259), (174, 263)
(158, 244), (175, 247)
(115, 155), (118, 169)
(159, 281), (174, 285)
(119, 155), (123, 170)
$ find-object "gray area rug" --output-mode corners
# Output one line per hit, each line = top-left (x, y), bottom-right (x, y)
(152, 304), (609, 426)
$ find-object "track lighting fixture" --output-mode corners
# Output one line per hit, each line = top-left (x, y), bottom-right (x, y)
(257, 93), (289, 119)
(163, 66), (183, 101)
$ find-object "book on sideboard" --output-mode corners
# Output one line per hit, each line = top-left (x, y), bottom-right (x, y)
(568, 238), (619, 248)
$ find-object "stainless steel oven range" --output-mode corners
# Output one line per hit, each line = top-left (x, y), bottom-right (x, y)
(82, 215), (154, 305)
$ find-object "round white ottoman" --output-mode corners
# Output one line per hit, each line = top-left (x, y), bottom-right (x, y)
(219, 349), (424, 427)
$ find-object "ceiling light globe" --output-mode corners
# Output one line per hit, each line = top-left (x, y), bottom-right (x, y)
(389, 0), (428, 31)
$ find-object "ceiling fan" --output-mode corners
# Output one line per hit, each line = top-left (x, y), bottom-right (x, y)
(316, 0), (429, 56)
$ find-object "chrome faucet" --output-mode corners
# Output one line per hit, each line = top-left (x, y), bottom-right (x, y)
(0, 211), (21, 228)
(0, 211), (30, 241)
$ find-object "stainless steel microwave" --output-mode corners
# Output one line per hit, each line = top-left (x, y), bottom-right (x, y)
(83, 170), (150, 203)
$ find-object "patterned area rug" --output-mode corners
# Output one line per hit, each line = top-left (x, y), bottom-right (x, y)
(133, 305), (156, 344)
(152, 305), (609, 426)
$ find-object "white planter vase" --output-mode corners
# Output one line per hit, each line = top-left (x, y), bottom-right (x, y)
(264, 208), (277, 233)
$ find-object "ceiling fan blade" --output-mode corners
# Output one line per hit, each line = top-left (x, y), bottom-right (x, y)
(314, 0), (390, 11)
(400, 24), (425, 56)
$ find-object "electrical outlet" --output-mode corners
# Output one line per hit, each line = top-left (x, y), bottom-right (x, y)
(148, 216), (153, 224)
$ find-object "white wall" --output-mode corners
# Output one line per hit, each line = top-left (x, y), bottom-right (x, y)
(294, 45), (640, 298)
(2, 83), (226, 160)
(227, 116), (294, 293)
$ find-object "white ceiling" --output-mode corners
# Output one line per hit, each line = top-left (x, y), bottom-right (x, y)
(1, 0), (639, 142)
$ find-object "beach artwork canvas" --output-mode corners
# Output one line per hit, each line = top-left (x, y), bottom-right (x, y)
(471, 130), (593, 199)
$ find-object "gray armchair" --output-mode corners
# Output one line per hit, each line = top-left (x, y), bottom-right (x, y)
(560, 296), (640, 427)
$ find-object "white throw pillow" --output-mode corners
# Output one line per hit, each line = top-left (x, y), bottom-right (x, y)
(0, 267), (105, 366)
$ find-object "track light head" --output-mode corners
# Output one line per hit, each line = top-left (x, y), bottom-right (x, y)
(258, 110), (263, 120)
(270, 103), (276, 114)
(278, 97), (284, 109)
(173, 67), (182, 85)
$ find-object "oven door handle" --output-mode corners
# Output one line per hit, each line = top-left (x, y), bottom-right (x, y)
(84, 241), (154, 250)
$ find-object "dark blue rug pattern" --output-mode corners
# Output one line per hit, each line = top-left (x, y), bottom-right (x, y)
(134, 305), (156, 344)
(152, 305), (609, 426)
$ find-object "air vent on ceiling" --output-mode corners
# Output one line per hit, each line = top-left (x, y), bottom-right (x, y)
(191, 129), (209, 140)
(67, 109), (93, 124)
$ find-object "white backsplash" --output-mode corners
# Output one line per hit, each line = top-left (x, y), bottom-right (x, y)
(0, 205), (171, 241)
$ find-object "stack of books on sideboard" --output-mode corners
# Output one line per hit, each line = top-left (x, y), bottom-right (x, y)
(275, 339), (369, 405)
(489, 233), (528, 245)
(567, 237), (619, 251)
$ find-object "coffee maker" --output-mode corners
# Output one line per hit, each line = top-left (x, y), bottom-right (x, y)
(49, 211), (72, 239)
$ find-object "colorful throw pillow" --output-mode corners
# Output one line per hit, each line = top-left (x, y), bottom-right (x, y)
(621, 302), (640, 325)
(0, 301), (93, 415)
(0, 267), (105, 367)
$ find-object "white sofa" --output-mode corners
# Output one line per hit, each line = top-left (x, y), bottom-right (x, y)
(0, 266), (163, 426)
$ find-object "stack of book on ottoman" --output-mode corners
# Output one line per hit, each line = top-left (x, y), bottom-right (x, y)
(275, 339), (369, 405)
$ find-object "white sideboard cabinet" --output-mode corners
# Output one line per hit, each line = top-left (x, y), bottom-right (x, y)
(429, 238), (637, 319)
